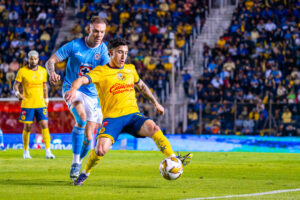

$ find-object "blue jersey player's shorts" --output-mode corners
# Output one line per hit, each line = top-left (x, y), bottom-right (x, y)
(19, 107), (48, 124)
(96, 112), (151, 144)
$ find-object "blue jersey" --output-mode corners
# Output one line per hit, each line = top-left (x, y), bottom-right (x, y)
(56, 38), (110, 98)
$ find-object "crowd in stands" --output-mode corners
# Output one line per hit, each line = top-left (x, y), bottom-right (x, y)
(183, 0), (300, 136)
(0, 0), (64, 97)
(55, 0), (206, 103)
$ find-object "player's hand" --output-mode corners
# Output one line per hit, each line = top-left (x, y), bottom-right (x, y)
(50, 71), (60, 85)
(17, 94), (24, 101)
(155, 102), (164, 115)
(64, 89), (76, 104)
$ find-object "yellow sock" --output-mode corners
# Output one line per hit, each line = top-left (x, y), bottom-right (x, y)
(84, 149), (103, 174)
(41, 128), (51, 149)
(22, 129), (30, 150)
(152, 130), (175, 157)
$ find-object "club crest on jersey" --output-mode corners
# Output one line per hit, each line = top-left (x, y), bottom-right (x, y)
(79, 66), (92, 76)
(117, 72), (126, 81)
(94, 53), (100, 60)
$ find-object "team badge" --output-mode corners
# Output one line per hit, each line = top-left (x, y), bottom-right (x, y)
(43, 109), (48, 117)
(103, 121), (108, 127)
(94, 53), (100, 60)
(22, 110), (27, 116)
(79, 66), (92, 76)
(99, 127), (105, 133)
(21, 115), (26, 120)
(117, 72), (126, 81)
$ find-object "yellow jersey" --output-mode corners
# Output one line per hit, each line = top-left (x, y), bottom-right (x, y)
(15, 65), (47, 108)
(86, 64), (140, 119)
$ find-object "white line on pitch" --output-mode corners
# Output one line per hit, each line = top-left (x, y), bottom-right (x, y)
(182, 188), (300, 200)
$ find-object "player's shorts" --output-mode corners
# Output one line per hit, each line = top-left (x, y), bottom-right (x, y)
(19, 107), (48, 124)
(96, 112), (151, 144)
(63, 90), (103, 123)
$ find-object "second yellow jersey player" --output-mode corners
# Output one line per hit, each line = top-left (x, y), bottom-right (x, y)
(14, 50), (55, 159)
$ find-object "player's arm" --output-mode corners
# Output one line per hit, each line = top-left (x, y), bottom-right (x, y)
(13, 81), (24, 101)
(64, 76), (90, 104)
(135, 79), (164, 115)
(43, 82), (49, 106)
(45, 54), (61, 84)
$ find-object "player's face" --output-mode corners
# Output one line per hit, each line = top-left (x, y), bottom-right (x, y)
(28, 56), (39, 68)
(89, 22), (106, 45)
(111, 45), (128, 68)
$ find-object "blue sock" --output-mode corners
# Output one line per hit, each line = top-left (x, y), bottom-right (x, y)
(72, 126), (85, 155)
(80, 136), (91, 160)
(0, 130), (3, 145)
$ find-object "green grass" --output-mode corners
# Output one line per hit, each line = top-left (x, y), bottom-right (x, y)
(0, 150), (300, 200)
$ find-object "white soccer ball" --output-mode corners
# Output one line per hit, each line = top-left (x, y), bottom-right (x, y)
(159, 157), (183, 180)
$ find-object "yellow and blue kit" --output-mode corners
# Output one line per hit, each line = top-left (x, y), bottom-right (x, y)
(15, 66), (48, 123)
(84, 63), (150, 143)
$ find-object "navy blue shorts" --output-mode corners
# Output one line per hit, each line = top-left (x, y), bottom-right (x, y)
(19, 107), (48, 123)
(96, 112), (151, 143)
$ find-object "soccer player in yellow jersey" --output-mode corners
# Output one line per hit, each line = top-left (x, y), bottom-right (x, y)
(65, 38), (192, 185)
(13, 50), (55, 159)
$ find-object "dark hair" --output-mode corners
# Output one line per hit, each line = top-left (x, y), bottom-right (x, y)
(108, 38), (130, 49)
(90, 16), (107, 25)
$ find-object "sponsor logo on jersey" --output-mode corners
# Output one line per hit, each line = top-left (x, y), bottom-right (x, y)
(94, 53), (100, 60)
(75, 52), (83, 56)
(78, 66), (92, 76)
(109, 83), (134, 95)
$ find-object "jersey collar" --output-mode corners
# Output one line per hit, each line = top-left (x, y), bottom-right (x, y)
(84, 37), (102, 49)
(107, 63), (124, 70)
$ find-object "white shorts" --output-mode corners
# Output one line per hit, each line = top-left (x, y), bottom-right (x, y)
(64, 90), (103, 124)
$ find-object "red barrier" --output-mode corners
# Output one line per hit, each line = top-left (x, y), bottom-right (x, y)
(0, 101), (74, 133)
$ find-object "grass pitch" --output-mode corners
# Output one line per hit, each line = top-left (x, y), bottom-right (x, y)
(0, 150), (300, 200)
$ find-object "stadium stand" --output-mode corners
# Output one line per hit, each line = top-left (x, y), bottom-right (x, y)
(56, 0), (207, 105)
(185, 0), (300, 136)
(0, 0), (64, 97)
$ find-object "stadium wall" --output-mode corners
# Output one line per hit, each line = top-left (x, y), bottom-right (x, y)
(2, 134), (300, 153)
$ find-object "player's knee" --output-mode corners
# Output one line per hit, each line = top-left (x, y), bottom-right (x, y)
(24, 124), (32, 132)
(148, 123), (160, 137)
(40, 122), (48, 129)
(95, 146), (107, 157)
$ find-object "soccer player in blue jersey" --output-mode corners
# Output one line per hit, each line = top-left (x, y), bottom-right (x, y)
(46, 16), (110, 179)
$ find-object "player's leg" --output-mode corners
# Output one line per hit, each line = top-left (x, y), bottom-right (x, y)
(138, 119), (176, 157)
(74, 137), (112, 186)
(39, 120), (55, 159)
(23, 123), (32, 159)
(69, 101), (87, 179)
(138, 119), (192, 167)
(19, 108), (34, 159)
(80, 97), (102, 162)
(37, 107), (55, 159)
(80, 121), (96, 162)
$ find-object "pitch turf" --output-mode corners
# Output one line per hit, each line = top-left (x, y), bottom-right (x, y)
(0, 150), (300, 200)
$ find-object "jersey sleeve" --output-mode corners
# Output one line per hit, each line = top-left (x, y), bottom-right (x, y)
(15, 68), (23, 83)
(84, 66), (102, 84)
(100, 44), (110, 65)
(132, 65), (140, 84)
(55, 40), (74, 61)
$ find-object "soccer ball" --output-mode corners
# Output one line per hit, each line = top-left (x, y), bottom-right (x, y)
(159, 157), (183, 180)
